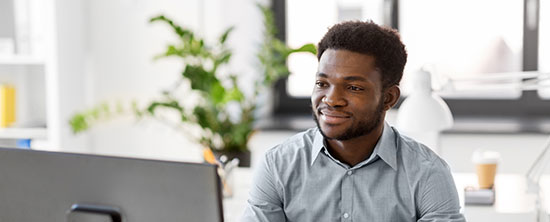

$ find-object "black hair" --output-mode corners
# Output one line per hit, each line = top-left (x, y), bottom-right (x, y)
(317, 21), (407, 88)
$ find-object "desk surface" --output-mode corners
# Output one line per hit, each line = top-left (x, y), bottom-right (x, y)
(454, 173), (550, 222)
(223, 168), (253, 222)
(223, 168), (550, 222)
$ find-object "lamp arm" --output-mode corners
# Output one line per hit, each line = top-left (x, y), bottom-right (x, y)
(527, 136), (550, 186)
(520, 72), (550, 90)
(438, 71), (550, 92)
(525, 136), (550, 222)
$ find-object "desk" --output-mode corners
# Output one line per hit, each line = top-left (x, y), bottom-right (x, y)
(223, 168), (550, 222)
(454, 173), (550, 221)
(223, 168), (253, 222)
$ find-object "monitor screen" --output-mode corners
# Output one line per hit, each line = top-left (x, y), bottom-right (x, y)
(0, 147), (223, 222)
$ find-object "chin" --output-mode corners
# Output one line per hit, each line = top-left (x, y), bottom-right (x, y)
(319, 123), (348, 140)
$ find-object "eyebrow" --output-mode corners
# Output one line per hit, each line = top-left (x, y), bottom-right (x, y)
(317, 72), (368, 82)
(317, 73), (328, 78)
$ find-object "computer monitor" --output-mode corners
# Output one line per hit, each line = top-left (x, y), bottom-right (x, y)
(0, 147), (224, 222)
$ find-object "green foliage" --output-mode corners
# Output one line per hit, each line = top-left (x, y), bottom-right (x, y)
(69, 102), (128, 134)
(146, 15), (251, 152)
(69, 6), (316, 153)
(257, 3), (317, 86)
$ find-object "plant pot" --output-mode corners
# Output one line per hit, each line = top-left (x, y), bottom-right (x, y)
(213, 150), (251, 167)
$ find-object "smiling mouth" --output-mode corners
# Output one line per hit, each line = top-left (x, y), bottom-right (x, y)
(319, 110), (351, 125)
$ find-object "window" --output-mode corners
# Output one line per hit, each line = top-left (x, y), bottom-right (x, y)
(273, 0), (550, 125)
(286, 0), (386, 98)
(539, 0), (550, 98)
(400, 0), (523, 99)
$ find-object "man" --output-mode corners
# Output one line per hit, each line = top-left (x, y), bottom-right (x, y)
(242, 21), (465, 221)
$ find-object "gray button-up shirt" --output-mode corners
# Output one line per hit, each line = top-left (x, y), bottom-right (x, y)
(241, 123), (465, 221)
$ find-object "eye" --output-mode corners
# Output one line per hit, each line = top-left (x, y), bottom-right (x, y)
(348, 85), (364, 91)
(315, 81), (328, 88)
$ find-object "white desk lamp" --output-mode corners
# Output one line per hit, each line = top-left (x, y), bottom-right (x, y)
(396, 69), (454, 154)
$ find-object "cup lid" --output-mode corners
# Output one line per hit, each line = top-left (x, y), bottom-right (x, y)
(471, 149), (501, 164)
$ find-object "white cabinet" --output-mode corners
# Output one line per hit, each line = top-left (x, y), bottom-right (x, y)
(0, 0), (59, 150)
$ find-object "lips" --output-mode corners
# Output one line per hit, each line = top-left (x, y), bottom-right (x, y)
(319, 109), (351, 125)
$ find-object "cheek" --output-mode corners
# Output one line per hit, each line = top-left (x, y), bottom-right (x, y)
(311, 92), (322, 107)
(354, 97), (380, 112)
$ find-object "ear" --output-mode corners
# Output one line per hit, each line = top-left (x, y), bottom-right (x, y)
(382, 85), (400, 111)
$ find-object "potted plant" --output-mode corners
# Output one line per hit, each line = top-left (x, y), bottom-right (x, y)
(69, 6), (316, 167)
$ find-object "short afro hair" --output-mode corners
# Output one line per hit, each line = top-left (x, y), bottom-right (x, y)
(317, 21), (407, 89)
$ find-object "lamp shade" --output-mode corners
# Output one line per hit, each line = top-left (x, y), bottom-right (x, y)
(396, 69), (453, 132)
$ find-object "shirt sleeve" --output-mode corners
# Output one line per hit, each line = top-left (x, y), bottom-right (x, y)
(417, 158), (466, 222)
(241, 150), (286, 222)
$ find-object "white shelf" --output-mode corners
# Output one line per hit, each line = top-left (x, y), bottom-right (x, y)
(0, 56), (45, 65)
(0, 127), (47, 139)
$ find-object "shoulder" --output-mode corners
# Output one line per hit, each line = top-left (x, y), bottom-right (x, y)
(263, 127), (318, 168)
(394, 127), (448, 167)
(392, 127), (463, 217)
(392, 127), (451, 178)
(391, 127), (459, 205)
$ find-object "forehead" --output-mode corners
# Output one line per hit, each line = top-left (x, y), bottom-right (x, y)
(318, 49), (381, 82)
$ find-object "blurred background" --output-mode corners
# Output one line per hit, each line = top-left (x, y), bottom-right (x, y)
(0, 0), (549, 171)
(0, 0), (270, 161)
(0, 0), (549, 170)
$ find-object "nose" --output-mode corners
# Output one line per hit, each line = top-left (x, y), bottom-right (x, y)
(322, 87), (347, 107)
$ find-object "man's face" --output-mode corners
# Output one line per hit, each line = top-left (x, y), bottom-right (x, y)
(312, 49), (386, 141)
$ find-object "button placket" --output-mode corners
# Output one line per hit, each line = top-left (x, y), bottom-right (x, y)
(341, 170), (353, 221)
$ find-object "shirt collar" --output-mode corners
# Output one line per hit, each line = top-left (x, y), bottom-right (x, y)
(310, 122), (398, 170)
(375, 122), (398, 170)
(311, 129), (325, 166)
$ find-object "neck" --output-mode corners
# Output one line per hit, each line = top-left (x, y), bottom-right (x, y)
(325, 122), (385, 167)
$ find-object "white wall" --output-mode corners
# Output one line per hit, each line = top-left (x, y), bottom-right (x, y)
(54, 0), (90, 152)
(59, 0), (265, 162)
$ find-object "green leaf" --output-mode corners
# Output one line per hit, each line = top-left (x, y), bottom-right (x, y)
(213, 51), (232, 70)
(218, 52), (232, 64)
(164, 45), (182, 57)
(209, 82), (226, 104)
(144, 100), (188, 127)
(193, 106), (208, 128)
(182, 65), (217, 92)
(146, 102), (161, 114)
(199, 39), (204, 48)
(291, 43), (317, 55)
(150, 15), (194, 41)
(219, 26), (235, 44)
(149, 15), (165, 23)
(189, 38), (204, 56)
(69, 114), (89, 134)
(69, 102), (132, 134)
(222, 88), (244, 103)
(193, 106), (218, 131)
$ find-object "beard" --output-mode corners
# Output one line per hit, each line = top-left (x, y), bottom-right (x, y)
(313, 97), (385, 141)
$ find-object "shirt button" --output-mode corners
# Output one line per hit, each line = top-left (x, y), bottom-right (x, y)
(343, 213), (349, 218)
(347, 170), (353, 175)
